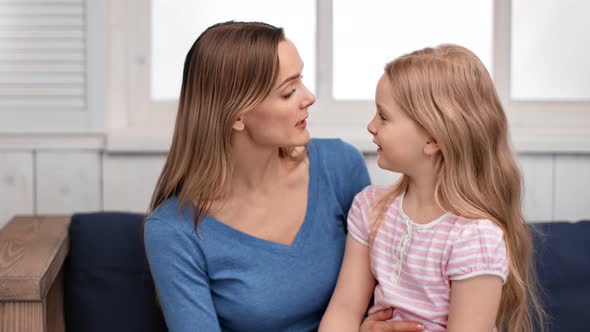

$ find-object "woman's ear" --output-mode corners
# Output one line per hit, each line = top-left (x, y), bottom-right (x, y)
(424, 137), (441, 156)
(232, 117), (245, 131)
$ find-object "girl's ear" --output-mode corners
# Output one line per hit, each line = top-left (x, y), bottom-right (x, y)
(232, 117), (245, 131)
(424, 137), (441, 156)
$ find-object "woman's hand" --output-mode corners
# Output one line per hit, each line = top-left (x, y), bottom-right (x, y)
(360, 308), (424, 332)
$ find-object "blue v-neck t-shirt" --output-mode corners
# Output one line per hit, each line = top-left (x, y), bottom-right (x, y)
(144, 139), (371, 331)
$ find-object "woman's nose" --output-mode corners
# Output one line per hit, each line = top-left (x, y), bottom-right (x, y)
(301, 84), (316, 108)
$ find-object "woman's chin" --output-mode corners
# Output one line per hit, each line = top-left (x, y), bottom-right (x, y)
(284, 130), (311, 147)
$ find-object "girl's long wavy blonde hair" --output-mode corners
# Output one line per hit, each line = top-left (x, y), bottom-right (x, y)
(147, 21), (298, 228)
(370, 44), (545, 331)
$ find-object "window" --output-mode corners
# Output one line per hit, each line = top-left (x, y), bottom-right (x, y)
(511, 0), (590, 100)
(151, 0), (317, 101)
(333, 0), (493, 100)
(118, 0), (590, 152)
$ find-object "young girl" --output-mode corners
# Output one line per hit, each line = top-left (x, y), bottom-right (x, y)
(319, 45), (544, 332)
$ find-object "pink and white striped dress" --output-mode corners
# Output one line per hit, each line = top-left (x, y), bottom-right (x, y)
(347, 185), (508, 331)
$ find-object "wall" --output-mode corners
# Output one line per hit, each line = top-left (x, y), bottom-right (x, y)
(1, 149), (589, 229)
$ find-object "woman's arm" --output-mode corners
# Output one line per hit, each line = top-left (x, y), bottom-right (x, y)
(319, 234), (376, 331)
(446, 275), (503, 332)
(360, 309), (425, 332)
(144, 218), (222, 332)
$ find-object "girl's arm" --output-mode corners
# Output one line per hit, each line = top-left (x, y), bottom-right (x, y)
(320, 234), (425, 332)
(319, 234), (376, 332)
(447, 275), (503, 332)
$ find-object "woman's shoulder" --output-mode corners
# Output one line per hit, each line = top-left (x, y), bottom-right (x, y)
(310, 138), (365, 170)
(145, 197), (195, 234)
(310, 138), (361, 156)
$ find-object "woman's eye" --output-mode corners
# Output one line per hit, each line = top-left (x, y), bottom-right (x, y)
(282, 84), (297, 98)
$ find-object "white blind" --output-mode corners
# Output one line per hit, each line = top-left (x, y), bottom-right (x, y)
(0, 0), (86, 111)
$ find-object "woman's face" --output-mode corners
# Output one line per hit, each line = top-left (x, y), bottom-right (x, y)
(240, 39), (316, 148)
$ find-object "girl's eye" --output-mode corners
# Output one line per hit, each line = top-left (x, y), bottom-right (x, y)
(378, 112), (386, 120)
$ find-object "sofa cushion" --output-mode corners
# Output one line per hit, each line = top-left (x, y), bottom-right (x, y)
(64, 212), (167, 332)
(533, 220), (590, 331)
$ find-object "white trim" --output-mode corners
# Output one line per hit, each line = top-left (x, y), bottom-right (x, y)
(128, 0), (152, 128)
(0, 134), (104, 151)
(312, 124), (590, 154)
(106, 129), (172, 154)
(349, 232), (369, 247)
(450, 270), (507, 284)
(102, 125), (590, 154)
(106, 0), (131, 131)
(85, 0), (108, 133)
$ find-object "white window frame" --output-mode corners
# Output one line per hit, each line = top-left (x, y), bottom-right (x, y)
(108, 0), (590, 153)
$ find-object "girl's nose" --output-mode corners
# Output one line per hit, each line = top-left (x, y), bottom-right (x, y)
(367, 117), (377, 135)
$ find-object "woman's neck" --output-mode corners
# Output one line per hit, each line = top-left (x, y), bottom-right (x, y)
(229, 142), (284, 194)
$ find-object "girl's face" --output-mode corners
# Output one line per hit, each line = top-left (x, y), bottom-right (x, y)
(240, 40), (316, 148)
(368, 74), (431, 175)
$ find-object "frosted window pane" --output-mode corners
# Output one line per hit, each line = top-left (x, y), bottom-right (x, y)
(151, 0), (316, 101)
(511, 0), (590, 100)
(334, 0), (493, 100)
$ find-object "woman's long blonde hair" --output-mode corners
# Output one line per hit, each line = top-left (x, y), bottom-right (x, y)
(370, 44), (545, 331)
(147, 21), (295, 228)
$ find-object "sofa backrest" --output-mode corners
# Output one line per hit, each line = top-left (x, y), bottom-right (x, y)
(65, 212), (167, 332)
(64, 213), (589, 331)
(533, 220), (590, 331)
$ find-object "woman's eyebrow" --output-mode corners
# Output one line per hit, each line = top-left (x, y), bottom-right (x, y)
(276, 72), (301, 89)
(276, 63), (305, 89)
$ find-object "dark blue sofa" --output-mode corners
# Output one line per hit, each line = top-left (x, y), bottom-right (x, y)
(64, 212), (590, 332)
(65, 213), (166, 332)
(533, 220), (590, 331)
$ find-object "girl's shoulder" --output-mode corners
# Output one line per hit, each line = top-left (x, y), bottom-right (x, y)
(443, 216), (509, 283)
(352, 185), (394, 207)
(444, 216), (505, 241)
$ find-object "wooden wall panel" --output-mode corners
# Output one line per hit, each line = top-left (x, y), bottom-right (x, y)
(0, 152), (33, 229)
(554, 154), (590, 221)
(36, 152), (101, 214)
(518, 154), (554, 222)
(103, 154), (166, 212)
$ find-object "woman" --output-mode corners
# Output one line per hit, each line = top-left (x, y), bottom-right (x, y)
(144, 21), (423, 332)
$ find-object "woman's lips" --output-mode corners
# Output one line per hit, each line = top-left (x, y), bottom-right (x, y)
(296, 116), (308, 129)
(296, 119), (307, 129)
